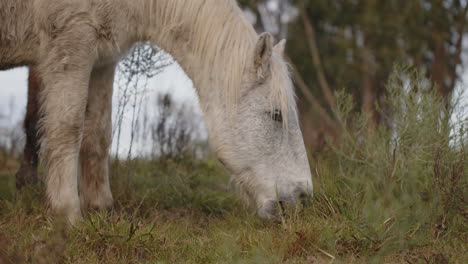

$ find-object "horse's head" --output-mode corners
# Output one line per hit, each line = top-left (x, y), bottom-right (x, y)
(207, 33), (313, 220)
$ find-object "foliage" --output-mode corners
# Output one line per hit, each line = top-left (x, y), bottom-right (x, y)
(140, 93), (208, 160)
(311, 67), (467, 260)
(289, 0), (467, 106)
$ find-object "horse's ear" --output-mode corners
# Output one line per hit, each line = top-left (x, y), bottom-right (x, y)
(254, 32), (273, 81)
(274, 39), (286, 56)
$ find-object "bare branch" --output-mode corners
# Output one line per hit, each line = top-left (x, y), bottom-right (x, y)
(299, 3), (337, 112)
(288, 59), (340, 133)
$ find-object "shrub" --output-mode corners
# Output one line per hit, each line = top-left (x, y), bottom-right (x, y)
(311, 67), (467, 259)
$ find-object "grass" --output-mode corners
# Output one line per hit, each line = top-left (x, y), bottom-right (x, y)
(0, 157), (465, 264)
(0, 70), (467, 263)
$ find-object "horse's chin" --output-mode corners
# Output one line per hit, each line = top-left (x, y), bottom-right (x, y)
(232, 185), (281, 220)
(229, 168), (313, 221)
(251, 181), (313, 221)
(257, 199), (282, 220)
(256, 194), (310, 221)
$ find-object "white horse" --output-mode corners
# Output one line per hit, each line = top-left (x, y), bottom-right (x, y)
(0, 0), (313, 223)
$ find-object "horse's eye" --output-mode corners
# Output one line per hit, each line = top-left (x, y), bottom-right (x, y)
(271, 109), (282, 122)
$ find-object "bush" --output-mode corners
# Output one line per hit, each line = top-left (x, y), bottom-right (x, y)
(310, 67), (467, 259)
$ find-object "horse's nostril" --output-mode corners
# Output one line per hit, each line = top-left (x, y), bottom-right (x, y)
(259, 190), (313, 220)
(298, 192), (311, 207)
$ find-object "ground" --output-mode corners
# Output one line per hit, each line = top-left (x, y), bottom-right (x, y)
(0, 156), (465, 264)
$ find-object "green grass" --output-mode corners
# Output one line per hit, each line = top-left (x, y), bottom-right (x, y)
(0, 156), (465, 263)
(0, 70), (467, 263)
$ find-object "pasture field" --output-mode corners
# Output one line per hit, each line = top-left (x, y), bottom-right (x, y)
(0, 74), (467, 263)
(0, 155), (465, 264)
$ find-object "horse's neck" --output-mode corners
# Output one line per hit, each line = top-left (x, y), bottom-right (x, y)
(137, 0), (257, 109)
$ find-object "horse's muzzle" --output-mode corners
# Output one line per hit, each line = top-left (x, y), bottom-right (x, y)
(257, 187), (312, 220)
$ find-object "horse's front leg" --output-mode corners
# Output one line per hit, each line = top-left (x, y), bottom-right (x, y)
(40, 72), (90, 224)
(38, 27), (96, 224)
(79, 64), (115, 210)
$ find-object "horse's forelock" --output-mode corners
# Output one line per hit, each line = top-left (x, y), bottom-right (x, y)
(269, 55), (297, 130)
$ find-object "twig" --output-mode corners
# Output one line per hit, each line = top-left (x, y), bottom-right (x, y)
(289, 61), (341, 133)
(299, 3), (337, 113)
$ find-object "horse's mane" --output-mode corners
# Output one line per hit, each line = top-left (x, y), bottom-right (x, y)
(151, 0), (296, 124)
